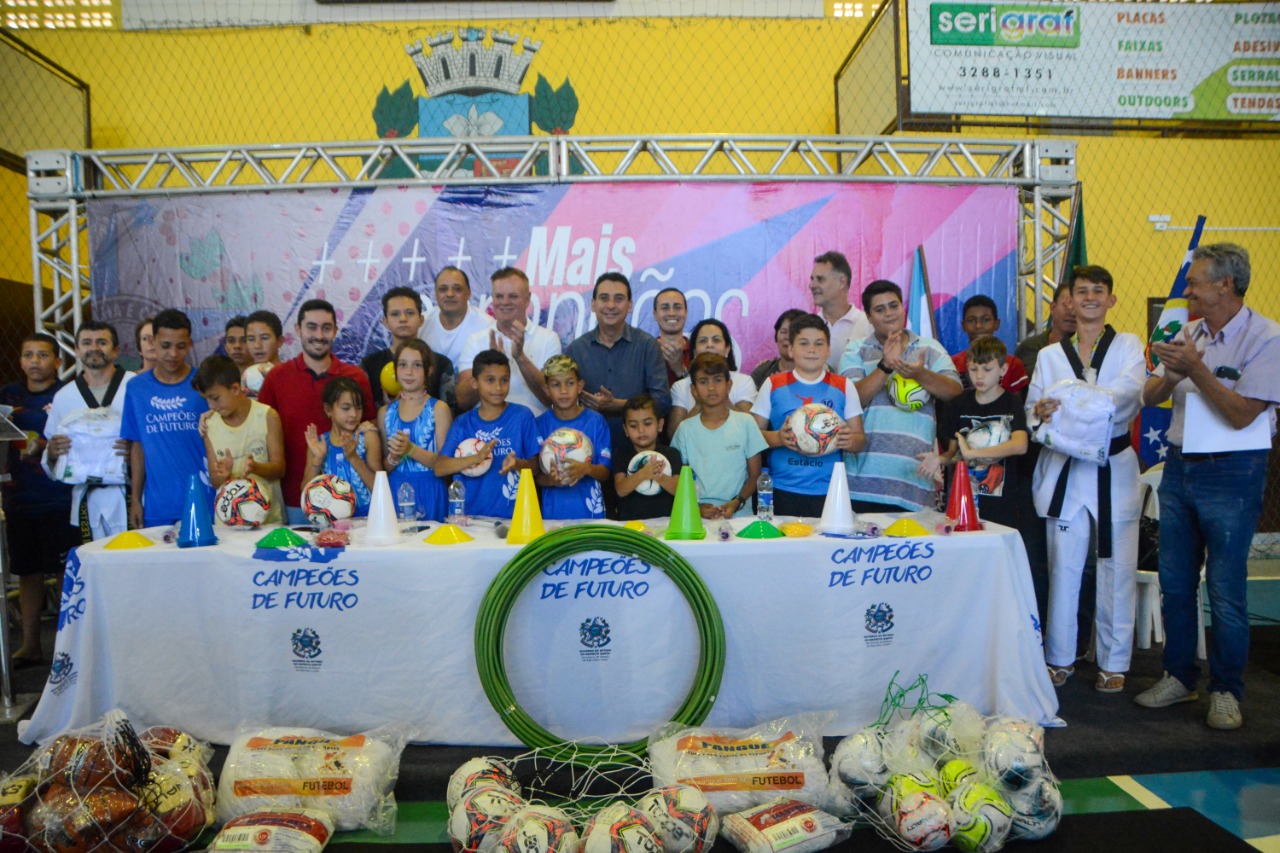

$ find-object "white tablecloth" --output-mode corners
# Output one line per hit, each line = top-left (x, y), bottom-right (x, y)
(20, 519), (1059, 746)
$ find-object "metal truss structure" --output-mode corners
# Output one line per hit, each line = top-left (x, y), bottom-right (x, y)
(28, 135), (1077, 368)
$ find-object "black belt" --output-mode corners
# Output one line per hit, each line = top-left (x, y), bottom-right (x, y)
(1047, 433), (1133, 559)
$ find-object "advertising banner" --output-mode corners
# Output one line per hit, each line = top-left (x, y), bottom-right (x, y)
(907, 0), (1280, 122)
(88, 182), (1018, 368)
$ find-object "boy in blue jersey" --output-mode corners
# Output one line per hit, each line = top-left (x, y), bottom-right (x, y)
(751, 313), (866, 518)
(435, 350), (538, 519)
(533, 355), (612, 520)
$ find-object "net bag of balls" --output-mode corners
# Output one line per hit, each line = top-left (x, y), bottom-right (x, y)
(216, 722), (409, 835)
(0, 708), (217, 852)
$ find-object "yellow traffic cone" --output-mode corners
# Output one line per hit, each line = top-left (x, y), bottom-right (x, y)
(507, 468), (545, 545)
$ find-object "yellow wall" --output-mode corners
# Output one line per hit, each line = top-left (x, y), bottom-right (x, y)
(3, 16), (1278, 342)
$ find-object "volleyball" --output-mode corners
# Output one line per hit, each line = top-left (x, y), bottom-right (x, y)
(636, 785), (719, 853)
(455, 438), (493, 477)
(539, 428), (593, 475)
(627, 451), (672, 496)
(301, 474), (357, 526)
(446, 757), (521, 811)
(214, 478), (271, 527)
(241, 362), (271, 395)
(448, 785), (526, 853)
(581, 803), (662, 853)
(890, 374), (930, 412)
(948, 781), (1012, 853)
(786, 403), (842, 456)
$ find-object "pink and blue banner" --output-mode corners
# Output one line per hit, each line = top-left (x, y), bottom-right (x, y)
(88, 182), (1018, 369)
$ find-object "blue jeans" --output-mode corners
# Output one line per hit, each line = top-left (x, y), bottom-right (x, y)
(1158, 447), (1268, 699)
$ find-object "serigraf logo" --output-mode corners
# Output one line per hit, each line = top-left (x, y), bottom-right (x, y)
(865, 602), (895, 634)
(292, 627), (322, 659)
(931, 3), (1081, 48)
(49, 652), (75, 685)
(579, 617), (611, 648)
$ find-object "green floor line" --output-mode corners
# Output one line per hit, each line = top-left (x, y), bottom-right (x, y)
(1057, 778), (1148, 815)
(332, 801), (452, 845)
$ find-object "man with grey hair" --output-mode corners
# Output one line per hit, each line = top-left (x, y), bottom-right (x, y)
(1135, 243), (1280, 730)
(811, 250), (872, 370)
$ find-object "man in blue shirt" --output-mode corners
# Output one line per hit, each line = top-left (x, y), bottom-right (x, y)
(566, 272), (671, 449)
(122, 309), (211, 528)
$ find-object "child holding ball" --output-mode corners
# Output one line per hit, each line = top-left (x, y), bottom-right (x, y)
(613, 394), (683, 521)
(379, 339), (451, 522)
(302, 376), (382, 517)
(533, 355), (612, 520)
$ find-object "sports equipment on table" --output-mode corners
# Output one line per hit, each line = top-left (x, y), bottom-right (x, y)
(507, 468), (545, 545)
(636, 785), (719, 853)
(946, 460), (982, 532)
(890, 374), (930, 412)
(455, 437), (494, 477)
(787, 403), (842, 456)
(447, 757), (522, 811)
(665, 467), (706, 541)
(495, 805), (581, 853)
(448, 785), (527, 853)
(301, 473), (357, 525)
(581, 803), (662, 853)
(178, 473), (218, 548)
(214, 478), (271, 527)
(241, 362), (271, 395)
(948, 780), (1012, 853)
(627, 450), (672, 497)
(538, 428), (593, 474)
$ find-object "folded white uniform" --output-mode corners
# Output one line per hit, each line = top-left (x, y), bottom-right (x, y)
(53, 407), (128, 484)
(1032, 379), (1116, 465)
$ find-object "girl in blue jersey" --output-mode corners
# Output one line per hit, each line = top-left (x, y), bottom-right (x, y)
(379, 339), (451, 522)
(303, 376), (382, 517)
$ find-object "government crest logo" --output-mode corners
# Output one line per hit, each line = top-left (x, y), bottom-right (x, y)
(580, 617), (611, 649)
(292, 627), (322, 659)
(49, 652), (77, 694)
(863, 602), (895, 648)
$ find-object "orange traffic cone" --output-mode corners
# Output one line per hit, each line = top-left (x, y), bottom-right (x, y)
(947, 460), (983, 532)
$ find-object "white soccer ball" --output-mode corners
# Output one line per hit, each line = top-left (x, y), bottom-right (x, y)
(786, 403), (842, 456)
(494, 805), (580, 853)
(539, 428), (593, 474)
(301, 474), (357, 525)
(636, 785), (719, 853)
(832, 727), (890, 794)
(962, 419), (1011, 451)
(447, 756), (521, 811)
(241, 362), (272, 395)
(448, 785), (527, 853)
(455, 437), (494, 477)
(1005, 774), (1062, 841)
(627, 451), (672, 497)
(214, 477), (271, 527)
(582, 803), (662, 853)
(894, 790), (953, 851)
(981, 729), (1044, 792)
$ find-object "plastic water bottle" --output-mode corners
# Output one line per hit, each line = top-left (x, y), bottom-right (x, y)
(448, 479), (466, 525)
(757, 467), (774, 521)
(694, 471), (705, 503)
(397, 481), (416, 525)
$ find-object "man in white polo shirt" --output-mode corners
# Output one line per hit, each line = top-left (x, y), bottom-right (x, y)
(456, 267), (560, 416)
(811, 250), (872, 370)
(424, 265), (493, 370)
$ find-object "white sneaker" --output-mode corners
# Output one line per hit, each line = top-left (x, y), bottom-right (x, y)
(1134, 673), (1198, 708)
(1207, 692), (1243, 730)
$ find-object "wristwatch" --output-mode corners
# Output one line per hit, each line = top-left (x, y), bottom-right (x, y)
(879, 361), (894, 375)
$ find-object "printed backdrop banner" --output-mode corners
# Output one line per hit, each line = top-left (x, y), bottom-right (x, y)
(88, 183), (1019, 368)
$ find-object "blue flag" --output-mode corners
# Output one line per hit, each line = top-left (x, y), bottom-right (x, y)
(906, 246), (936, 340)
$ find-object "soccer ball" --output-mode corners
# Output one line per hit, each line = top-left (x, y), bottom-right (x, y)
(878, 772), (942, 821)
(832, 727), (890, 792)
(948, 780), (1012, 853)
(241, 362), (272, 395)
(890, 374), (930, 412)
(627, 451), (672, 497)
(494, 805), (580, 853)
(894, 790), (953, 851)
(937, 760), (978, 797)
(636, 785), (719, 853)
(448, 785), (527, 853)
(962, 419), (1011, 451)
(1006, 774), (1062, 841)
(214, 478), (271, 527)
(539, 428), (593, 474)
(981, 729), (1044, 792)
(581, 803), (662, 853)
(786, 403), (842, 456)
(301, 474), (357, 526)
(447, 757), (521, 811)
(455, 438), (493, 477)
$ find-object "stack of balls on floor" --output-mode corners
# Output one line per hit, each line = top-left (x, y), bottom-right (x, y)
(824, 701), (1062, 851)
(446, 757), (720, 853)
(0, 710), (216, 852)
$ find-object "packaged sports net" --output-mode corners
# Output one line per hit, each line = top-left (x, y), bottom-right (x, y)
(647, 713), (832, 814)
(720, 797), (851, 853)
(217, 723), (408, 835)
(208, 808), (335, 852)
(822, 673), (1062, 852)
(0, 708), (216, 852)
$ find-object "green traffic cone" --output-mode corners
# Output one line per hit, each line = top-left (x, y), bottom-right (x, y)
(665, 467), (706, 541)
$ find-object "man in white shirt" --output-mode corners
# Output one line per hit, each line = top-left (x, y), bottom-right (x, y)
(811, 250), (872, 370)
(456, 267), (561, 416)
(424, 266), (493, 369)
(43, 322), (134, 541)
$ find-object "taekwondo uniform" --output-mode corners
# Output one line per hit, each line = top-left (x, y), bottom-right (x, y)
(1028, 327), (1146, 674)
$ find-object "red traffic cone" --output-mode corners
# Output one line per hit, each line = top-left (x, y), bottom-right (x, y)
(947, 460), (983, 532)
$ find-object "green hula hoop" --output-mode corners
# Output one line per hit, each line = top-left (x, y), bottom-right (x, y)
(474, 524), (726, 763)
